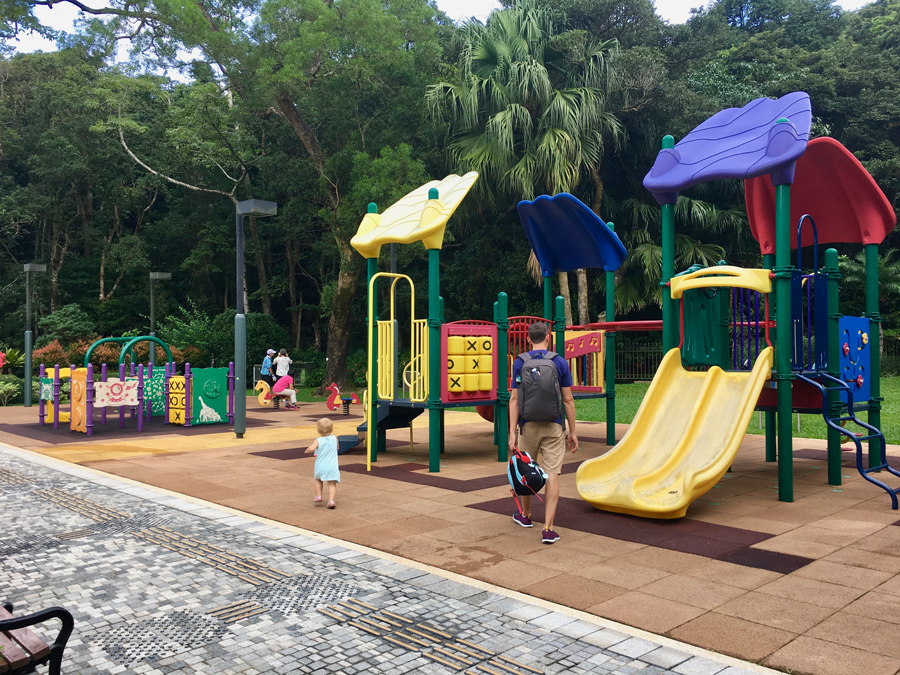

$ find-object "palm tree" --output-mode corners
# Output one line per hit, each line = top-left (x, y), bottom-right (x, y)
(427, 0), (626, 323)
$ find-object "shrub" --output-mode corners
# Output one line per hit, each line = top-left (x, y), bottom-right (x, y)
(33, 340), (69, 368)
(0, 382), (18, 406)
(36, 304), (96, 348)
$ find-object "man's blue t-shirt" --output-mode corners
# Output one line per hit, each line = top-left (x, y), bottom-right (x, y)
(511, 349), (573, 426)
(261, 355), (273, 376)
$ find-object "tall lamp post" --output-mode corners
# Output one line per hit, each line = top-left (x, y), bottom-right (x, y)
(234, 199), (277, 438)
(23, 263), (47, 408)
(149, 272), (172, 337)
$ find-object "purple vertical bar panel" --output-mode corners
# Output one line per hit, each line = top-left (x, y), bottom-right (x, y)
(53, 365), (60, 429)
(119, 363), (126, 428)
(164, 362), (170, 425)
(69, 364), (76, 428)
(228, 361), (235, 424)
(185, 363), (192, 427)
(86, 364), (94, 437)
(130, 361), (136, 419)
(145, 362), (152, 422)
(755, 291), (760, 359)
(39, 364), (46, 425)
(100, 363), (107, 426)
(137, 365), (144, 432)
(731, 289), (738, 370)
(739, 290), (745, 369)
(807, 274), (813, 369)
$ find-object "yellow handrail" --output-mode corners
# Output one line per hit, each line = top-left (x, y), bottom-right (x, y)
(669, 266), (772, 299)
(366, 272), (429, 471)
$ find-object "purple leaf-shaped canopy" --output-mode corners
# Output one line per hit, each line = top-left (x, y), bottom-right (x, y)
(643, 92), (812, 205)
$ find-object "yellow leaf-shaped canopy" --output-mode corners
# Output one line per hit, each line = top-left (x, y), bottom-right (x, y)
(350, 172), (479, 259)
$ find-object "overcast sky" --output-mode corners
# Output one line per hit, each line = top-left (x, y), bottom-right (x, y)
(12, 0), (875, 54)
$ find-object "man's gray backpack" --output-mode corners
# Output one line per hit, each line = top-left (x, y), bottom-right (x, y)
(517, 351), (563, 422)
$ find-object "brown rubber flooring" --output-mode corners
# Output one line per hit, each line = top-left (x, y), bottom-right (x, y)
(4, 400), (900, 675)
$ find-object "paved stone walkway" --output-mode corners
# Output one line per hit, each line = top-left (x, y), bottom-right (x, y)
(1, 444), (778, 675)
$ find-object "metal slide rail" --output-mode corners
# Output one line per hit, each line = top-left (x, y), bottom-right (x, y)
(795, 371), (900, 509)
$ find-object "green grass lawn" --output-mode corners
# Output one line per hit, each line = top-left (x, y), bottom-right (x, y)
(251, 379), (900, 444)
(575, 377), (900, 444)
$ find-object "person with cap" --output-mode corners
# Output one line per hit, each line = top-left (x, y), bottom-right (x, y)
(261, 349), (277, 389)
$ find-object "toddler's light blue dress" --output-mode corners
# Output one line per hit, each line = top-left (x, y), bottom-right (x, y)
(314, 435), (340, 482)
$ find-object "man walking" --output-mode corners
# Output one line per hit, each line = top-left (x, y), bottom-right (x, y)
(508, 321), (578, 544)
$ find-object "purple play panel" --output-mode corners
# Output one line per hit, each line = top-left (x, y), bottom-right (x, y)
(517, 193), (627, 277)
(643, 92), (812, 204)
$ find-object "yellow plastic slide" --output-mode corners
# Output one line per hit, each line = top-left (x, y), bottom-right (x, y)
(576, 346), (773, 519)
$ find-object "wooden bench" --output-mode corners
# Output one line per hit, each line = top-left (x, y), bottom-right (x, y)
(0, 603), (73, 675)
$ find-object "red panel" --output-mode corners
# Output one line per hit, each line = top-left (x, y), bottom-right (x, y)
(746, 137), (896, 253)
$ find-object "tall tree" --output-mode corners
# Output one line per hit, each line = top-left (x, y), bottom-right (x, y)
(427, 0), (625, 323)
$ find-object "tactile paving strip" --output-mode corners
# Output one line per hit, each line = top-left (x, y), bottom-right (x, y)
(317, 599), (540, 674)
(33, 487), (129, 521)
(241, 574), (363, 614)
(132, 527), (290, 585)
(0, 467), (30, 485)
(206, 600), (268, 624)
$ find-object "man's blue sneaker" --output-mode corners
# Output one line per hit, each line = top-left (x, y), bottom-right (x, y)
(513, 512), (533, 528)
(542, 528), (560, 544)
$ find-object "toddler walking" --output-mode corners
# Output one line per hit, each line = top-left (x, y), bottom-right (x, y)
(305, 418), (340, 508)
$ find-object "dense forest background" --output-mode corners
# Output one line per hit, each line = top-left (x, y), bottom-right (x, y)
(1, 0), (899, 388)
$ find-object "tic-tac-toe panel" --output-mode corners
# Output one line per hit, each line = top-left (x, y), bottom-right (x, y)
(839, 316), (871, 404)
(441, 323), (498, 404)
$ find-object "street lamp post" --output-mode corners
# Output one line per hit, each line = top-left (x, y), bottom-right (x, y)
(149, 272), (172, 338)
(23, 263), (47, 408)
(234, 199), (277, 438)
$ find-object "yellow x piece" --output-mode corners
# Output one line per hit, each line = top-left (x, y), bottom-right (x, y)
(350, 172), (478, 259)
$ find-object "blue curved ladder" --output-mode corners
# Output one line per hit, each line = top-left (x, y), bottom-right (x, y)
(794, 371), (900, 509)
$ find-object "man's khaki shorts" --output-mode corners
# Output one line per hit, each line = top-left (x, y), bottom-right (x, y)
(519, 422), (566, 475)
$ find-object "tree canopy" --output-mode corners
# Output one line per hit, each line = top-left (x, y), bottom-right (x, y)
(1, 0), (898, 386)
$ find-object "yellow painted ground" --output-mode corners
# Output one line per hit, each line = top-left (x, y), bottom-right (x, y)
(27, 410), (482, 463)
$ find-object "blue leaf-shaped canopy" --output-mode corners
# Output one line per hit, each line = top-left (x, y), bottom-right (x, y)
(643, 92), (812, 205)
(517, 193), (627, 277)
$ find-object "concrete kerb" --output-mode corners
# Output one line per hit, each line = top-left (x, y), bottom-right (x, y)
(1, 441), (783, 675)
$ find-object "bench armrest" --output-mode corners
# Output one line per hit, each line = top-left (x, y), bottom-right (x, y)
(0, 605), (74, 675)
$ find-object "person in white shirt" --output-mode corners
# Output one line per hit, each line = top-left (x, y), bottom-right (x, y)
(273, 349), (292, 378)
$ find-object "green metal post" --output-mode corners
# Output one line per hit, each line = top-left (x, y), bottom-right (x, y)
(497, 292), (509, 462)
(366, 203), (379, 465)
(825, 248), (842, 485)
(661, 135), (678, 353)
(427, 190), (442, 472)
(543, 276), (553, 321)
(24, 269), (33, 408)
(775, 180), (794, 502)
(763, 252), (776, 462)
(554, 296), (565, 358)
(865, 243), (882, 469)
(605, 222), (616, 446)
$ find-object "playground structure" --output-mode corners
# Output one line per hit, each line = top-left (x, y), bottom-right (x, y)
(351, 178), (634, 472)
(39, 336), (234, 435)
(577, 92), (899, 517)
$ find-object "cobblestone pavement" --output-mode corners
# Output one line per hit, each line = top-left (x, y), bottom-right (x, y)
(0, 445), (778, 675)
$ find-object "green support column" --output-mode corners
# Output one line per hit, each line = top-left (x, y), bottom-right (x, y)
(865, 243), (882, 469)
(660, 135), (678, 353)
(605, 223), (616, 446)
(543, 276), (553, 321)
(497, 292), (510, 462)
(554, 296), (565, 358)
(775, 179), (794, 502)
(367, 249), (379, 464)
(825, 248), (842, 485)
(763, 252), (777, 462)
(427, 190), (443, 472)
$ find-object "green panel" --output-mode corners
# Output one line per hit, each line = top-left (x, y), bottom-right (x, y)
(40, 377), (53, 401)
(191, 367), (229, 425)
(145, 372), (166, 416)
(681, 286), (727, 367)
